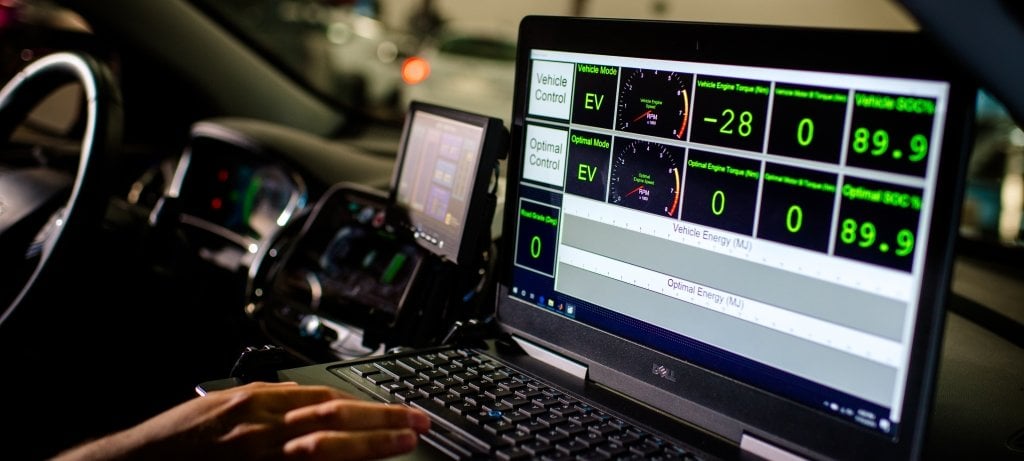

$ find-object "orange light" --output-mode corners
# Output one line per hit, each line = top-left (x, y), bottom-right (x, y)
(401, 56), (430, 85)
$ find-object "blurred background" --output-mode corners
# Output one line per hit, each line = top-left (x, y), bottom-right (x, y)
(2, 0), (1021, 254)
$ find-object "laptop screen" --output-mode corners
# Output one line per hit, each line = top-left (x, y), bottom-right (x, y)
(498, 16), (972, 458)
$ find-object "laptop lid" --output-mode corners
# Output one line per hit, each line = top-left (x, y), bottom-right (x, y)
(496, 16), (974, 460)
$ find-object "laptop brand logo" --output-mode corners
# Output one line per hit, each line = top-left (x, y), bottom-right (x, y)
(652, 363), (677, 382)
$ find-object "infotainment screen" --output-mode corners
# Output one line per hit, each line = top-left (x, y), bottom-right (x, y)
(391, 101), (507, 264)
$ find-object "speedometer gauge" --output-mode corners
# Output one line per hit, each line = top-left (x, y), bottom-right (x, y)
(244, 165), (306, 238)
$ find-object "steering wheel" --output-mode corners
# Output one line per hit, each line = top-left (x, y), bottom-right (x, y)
(0, 51), (122, 330)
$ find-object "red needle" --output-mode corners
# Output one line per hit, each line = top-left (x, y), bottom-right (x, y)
(632, 109), (652, 122)
(625, 184), (645, 197)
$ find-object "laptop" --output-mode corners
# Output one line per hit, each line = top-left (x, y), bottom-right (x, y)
(278, 15), (975, 460)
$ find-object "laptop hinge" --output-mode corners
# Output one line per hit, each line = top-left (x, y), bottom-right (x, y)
(512, 336), (588, 380)
(740, 434), (808, 461)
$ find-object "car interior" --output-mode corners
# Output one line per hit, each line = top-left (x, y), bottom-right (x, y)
(0, 1), (1022, 460)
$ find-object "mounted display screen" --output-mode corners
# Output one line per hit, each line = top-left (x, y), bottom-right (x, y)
(392, 101), (507, 264)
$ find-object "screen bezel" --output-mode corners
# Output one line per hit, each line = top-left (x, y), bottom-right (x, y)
(497, 16), (974, 460)
(388, 101), (506, 264)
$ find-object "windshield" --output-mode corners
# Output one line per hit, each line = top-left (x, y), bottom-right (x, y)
(189, 0), (1024, 256)
(20, 0), (1007, 257)
(189, 1), (915, 119)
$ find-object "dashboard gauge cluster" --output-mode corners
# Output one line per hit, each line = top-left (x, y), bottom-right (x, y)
(246, 183), (430, 361)
(171, 125), (308, 253)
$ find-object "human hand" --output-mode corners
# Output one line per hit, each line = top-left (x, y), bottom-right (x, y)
(52, 381), (431, 461)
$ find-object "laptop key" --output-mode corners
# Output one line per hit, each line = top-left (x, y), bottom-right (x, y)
(448, 384), (476, 398)
(486, 389), (514, 400)
(452, 372), (478, 383)
(522, 440), (553, 456)
(365, 374), (393, 385)
(400, 355), (430, 368)
(501, 412), (530, 425)
(589, 422), (620, 436)
(393, 389), (422, 402)
(500, 397), (531, 408)
(515, 389), (544, 400)
(569, 415), (602, 426)
(403, 376), (431, 388)
(631, 440), (664, 456)
(350, 364), (378, 376)
(464, 394), (493, 407)
(435, 376), (459, 388)
(434, 393), (462, 406)
(375, 360), (415, 379)
(537, 414), (568, 427)
(518, 404), (547, 417)
(380, 382), (409, 394)
(596, 442), (627, 457)
(411, 398), (509, 452)
(440, 350), (462, 359)
(419, 353), (448, 367)
(495, 447), (531, 461)
(501, 428), (534, 445)
(483, 402), (514, 413)
(418, 384), (446, 397)
(575, 431), (606, 447)
(484, 419), (516, 435)
(419, 369), (445, 380)
(467, 409), (505, 425)
(497, 379), (526, 391)
(556, 439), (589, 455)
(518, 420), (547, 434)
(608, 431), (642, 445)
(438, 363), (465, 375)
(536, 429), (568, 445)
(555, 424), (587, 438)
(449, 402), (478, 415)
(542, 452), (576, 461)
(551, 404), (581, 417)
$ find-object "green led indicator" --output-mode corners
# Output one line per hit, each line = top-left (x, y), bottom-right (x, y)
(839, 219), (914, 257)
(786, 205), (803, 233)
(852, 128), (928, 163)
(711, 190), (726, 216)
(380, 252), (407, 285)
(909, 134), (928, 162)
(840, 218), (876, 248)
(797, 118), (814, 147)
(895, 229), (915, 256)
(717, 109), (753, 137)
(530, 235), (542, 259)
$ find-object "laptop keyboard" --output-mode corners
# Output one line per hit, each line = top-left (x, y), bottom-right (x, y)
(331, 348), (701, 460)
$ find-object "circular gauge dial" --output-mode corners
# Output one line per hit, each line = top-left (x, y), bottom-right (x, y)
(616, 68), (692, 139)
(243, 165), (304, 238)
(608, 139), (683, 218)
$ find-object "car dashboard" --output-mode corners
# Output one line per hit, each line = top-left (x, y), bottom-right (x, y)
(0, 2), (1022, 460)
(166, 122), (309, 271)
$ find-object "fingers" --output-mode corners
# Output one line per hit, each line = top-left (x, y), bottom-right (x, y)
(283, 428), (420, 461)
(284, 399), (431, 434)
(213, 382), (357, 417)
(206, 382), (431, 460)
